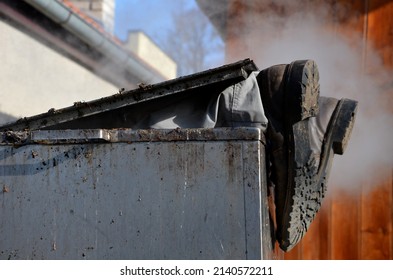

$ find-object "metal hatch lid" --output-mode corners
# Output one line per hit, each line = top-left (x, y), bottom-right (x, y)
(0, 59), (258, 132)
(0, 127), (265, 145)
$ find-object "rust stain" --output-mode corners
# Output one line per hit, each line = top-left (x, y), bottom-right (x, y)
(31, 150), (39, 158)
(2, 185), (9, 193)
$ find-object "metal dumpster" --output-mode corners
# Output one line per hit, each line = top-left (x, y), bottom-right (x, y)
(0, 128), (274, 259)
(0, 59), (276, 259)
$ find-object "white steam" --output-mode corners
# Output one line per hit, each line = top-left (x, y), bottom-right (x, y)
(223, 1), (393, 191)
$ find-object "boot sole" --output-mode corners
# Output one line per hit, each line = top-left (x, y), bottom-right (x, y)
(276, 59), (320, 251)
(285, 60), (320, 123)
(280, 98), (358, 251)
(330, 99), (358, 155)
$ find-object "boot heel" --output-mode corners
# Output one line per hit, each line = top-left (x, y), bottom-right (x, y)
(286, 60), (320, 123)
(330, 98), (358, 155)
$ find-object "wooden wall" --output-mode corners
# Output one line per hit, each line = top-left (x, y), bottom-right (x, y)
(225, 0), (393, 259)
(285, 0), (393, 260)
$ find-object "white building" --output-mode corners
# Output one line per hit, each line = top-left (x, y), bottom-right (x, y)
(0, 0), (176, 125)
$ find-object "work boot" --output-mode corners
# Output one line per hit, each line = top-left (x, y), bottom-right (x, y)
(257, 60), (358, 252)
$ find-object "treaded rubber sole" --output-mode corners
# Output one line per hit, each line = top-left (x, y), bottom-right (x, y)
(331, 99), (358, 155)
(285, 60), (320, 123)
(279, 98), (358, 252)
(276, 60), (321, 251)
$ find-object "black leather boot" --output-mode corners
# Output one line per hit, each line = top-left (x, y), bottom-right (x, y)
(257, 60), (358, 252)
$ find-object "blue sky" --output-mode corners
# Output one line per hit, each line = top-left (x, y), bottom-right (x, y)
(114, 0), (198, 44)
(114, 0), (225, 72)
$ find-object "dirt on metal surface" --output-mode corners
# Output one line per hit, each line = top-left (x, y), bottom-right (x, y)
(0, 59), (258, 132)
(0, 128), (265, 145)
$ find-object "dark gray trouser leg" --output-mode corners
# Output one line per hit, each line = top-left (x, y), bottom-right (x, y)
(135, 72), (268, 130)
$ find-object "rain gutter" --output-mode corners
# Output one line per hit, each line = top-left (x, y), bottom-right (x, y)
(23, 0), (164, 84)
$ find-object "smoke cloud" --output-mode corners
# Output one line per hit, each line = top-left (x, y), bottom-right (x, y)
(220, 1), (393, 191)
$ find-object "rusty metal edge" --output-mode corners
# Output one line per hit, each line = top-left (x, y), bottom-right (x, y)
(0, 127), (265, 145)
(0, 59), (258, 132)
